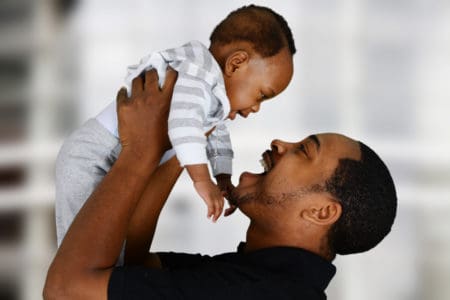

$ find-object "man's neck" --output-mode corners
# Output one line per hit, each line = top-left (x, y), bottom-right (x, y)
(244, 221), (294, 252)
(244, 221), (334, 261)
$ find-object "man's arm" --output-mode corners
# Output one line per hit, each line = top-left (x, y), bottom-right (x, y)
(124, 155), (183, 266)
(43, 69), (177, 300)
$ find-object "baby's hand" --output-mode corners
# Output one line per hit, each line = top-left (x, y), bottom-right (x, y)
(193, 180), (224, 222)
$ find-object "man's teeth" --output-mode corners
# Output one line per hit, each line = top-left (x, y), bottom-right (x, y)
(259, 159), (269, 172)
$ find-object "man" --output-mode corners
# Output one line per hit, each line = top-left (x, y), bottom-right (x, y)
(44, 69), (397, 299)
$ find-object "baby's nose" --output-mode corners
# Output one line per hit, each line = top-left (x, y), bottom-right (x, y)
(251, 103), (261, 113)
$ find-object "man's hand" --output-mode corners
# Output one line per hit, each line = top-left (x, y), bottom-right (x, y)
(117, 69), (177, 158)
(215, 174), (234, 197)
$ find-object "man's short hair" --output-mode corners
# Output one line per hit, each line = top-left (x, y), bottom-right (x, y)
(209, 4), (296, 57)
(325, 142), (397, 255)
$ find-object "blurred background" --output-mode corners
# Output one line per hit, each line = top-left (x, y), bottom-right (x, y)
(0, 0), (449, 299)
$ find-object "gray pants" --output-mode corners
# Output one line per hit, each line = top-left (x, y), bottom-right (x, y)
(55, 118), (121, 246)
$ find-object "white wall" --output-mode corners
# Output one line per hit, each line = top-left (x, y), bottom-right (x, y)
(0, 0), (449, 299)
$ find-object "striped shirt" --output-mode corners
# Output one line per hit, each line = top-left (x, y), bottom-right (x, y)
(96, 40), (233, 176)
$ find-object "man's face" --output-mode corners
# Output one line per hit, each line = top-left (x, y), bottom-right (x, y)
(231, 133), (361, 217)
(225, 47), (293, 120)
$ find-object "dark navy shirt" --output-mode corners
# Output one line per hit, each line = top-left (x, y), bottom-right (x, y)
(108, 243), (336, 299)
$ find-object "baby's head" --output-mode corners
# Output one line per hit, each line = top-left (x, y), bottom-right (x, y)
(209, 5), (296, 120)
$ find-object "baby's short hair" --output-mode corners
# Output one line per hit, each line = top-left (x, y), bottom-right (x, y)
(209, 4), (296, 58)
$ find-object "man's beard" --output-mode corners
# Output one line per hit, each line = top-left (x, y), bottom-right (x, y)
(229, 182), (327, 208)
(228, 190), (259, 207)
(229, 189), (304, 207)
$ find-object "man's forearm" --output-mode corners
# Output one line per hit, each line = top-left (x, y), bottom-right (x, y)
(125, 156), (183, 265)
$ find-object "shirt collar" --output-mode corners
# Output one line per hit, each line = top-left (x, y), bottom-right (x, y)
(236, 242), (336, 291)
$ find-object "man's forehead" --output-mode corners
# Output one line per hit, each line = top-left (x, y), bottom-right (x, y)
(313, 133), (361, 161)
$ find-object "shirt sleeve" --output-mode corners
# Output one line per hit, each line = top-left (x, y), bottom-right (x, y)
(168, 72), (209, 167)
(108, 266), (183, 299)
(108, 253), (214, 299)
(206, 123), (233, 176)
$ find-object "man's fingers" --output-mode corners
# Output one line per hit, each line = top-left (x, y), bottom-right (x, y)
(161, 67), (178, 95)
(131, 74), (144, 96)
(144, 69), (159, 92)
(116, 87), (128, 106)
(224, 205), (237, 217)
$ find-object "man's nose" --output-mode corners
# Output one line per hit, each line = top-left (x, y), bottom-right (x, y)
(270, 139), (288, 154)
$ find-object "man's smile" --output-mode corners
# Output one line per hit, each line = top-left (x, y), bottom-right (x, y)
(260, 150), (274, 173)
(231, 149), (276, 207)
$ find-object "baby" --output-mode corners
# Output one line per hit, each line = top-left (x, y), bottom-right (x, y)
(55, 4), (296, 248)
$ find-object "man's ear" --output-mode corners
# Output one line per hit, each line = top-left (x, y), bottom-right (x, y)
(300, 197), (342, 226)
(224, 50), (249, 76)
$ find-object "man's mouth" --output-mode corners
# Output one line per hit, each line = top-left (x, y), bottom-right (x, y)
(259, 150), (273, 173)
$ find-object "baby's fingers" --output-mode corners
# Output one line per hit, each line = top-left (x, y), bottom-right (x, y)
(211, 197), (224, 223)
(207, 204), (215, 220)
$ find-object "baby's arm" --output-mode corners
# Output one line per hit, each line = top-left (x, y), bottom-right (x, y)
(167, 73), (225, 221)
(206, 124), (236, 215)
(206, 123), (233, 177)
(186, 164), (224, 222)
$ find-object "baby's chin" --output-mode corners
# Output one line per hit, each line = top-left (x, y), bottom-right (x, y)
(227, 111), (237, 120)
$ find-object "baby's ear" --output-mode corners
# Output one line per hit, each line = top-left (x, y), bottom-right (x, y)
(224, 50), (249, 76)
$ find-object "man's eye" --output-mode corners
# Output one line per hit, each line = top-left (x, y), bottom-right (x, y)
(298, 144), (308, 156)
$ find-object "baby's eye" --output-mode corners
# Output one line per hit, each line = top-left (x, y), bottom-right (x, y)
(260, 93), (267, 100)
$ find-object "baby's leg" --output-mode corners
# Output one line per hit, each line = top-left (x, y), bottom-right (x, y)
(55, 119), (120, 245)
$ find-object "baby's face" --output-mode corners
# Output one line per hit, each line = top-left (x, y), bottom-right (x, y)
(224, 47), (293, 120)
